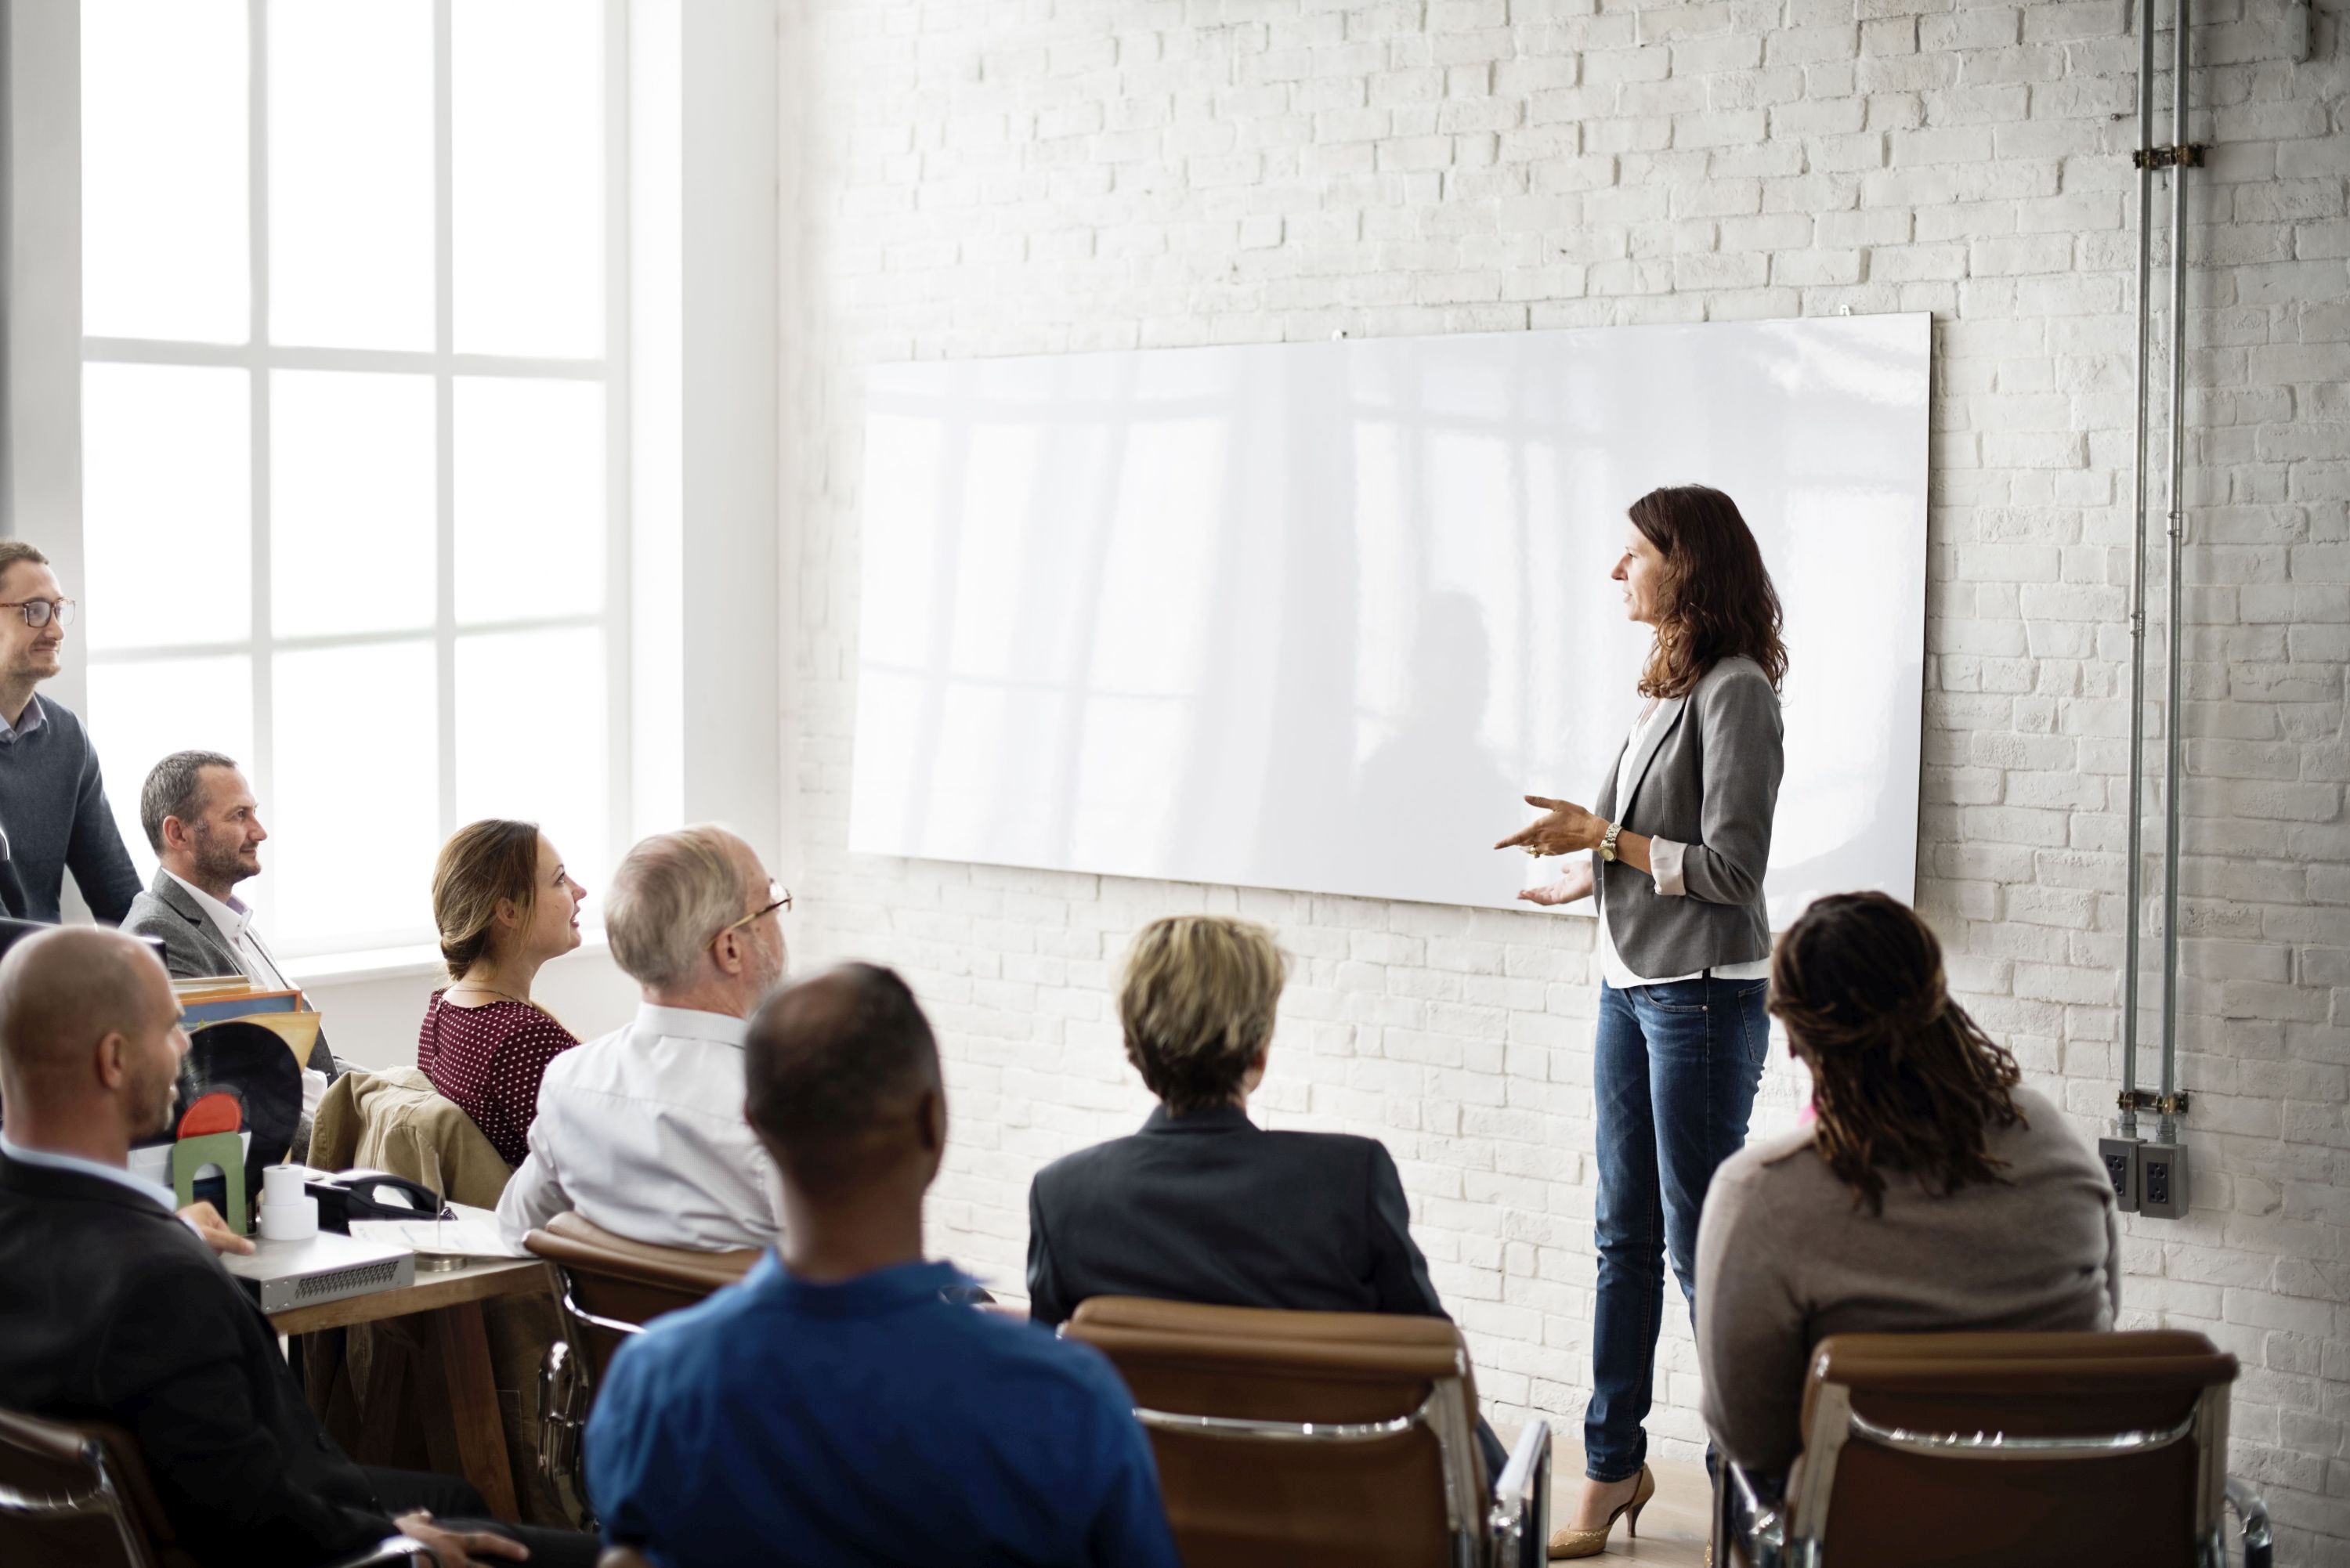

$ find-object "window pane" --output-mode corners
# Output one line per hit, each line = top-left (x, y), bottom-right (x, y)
(454, 378), (603, 623)
(456, 627), (608, 905)
(83, 363), (250, 650)
(85, 656), (255, 888)
(452, 0), (602, 356)
(271, 641), (436, 951)
(81, 0), (248, 342)
(273, 370), (435, 638)
(268, 0), (432, 350)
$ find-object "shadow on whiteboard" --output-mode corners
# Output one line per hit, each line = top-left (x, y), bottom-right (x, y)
(849, 314), (1929, 926)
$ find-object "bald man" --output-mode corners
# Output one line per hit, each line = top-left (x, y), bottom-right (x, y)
(0, 927), (596, 1568)
(0, 925), (247, 1252)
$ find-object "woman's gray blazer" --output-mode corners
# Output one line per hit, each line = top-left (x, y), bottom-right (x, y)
(1592, 653), (1783, 978)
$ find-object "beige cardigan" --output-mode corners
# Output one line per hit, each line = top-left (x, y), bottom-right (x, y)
(1694, 1086), (2120, 1475)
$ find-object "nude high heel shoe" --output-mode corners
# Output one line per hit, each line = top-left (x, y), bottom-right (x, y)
(1547, 1464), (1655, 1559)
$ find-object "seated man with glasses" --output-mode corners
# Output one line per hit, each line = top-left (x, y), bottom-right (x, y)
(0, 541), (139, 923)
(496, 826), (794, 1252)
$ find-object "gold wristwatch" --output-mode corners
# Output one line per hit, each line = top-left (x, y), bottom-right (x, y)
(1598, 822), (1622, 863)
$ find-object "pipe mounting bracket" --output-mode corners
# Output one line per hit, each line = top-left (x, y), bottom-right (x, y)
(2132, 144), (2207, 169)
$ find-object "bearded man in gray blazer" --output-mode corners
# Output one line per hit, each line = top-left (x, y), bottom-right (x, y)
(122, 750), (335, 1078)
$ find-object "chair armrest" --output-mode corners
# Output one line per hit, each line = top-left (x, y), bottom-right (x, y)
(2226, 1477), (2272, 1568)
(1485, 1418), (1550, 1568)
(1719, 1461), (1785, 1568)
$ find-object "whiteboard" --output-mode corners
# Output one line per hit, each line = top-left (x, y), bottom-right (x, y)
(851, 314), (1929, 923)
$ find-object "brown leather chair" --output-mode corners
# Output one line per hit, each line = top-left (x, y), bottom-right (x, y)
(1064, 1295), (1548, 1568)
(522, 1214), (758, 1511)
(1715, 1331), (2273, 1568)
(0, 1407), (428, 1568)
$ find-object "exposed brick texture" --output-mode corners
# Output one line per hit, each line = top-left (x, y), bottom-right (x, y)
(778, 2), (2349, 1552)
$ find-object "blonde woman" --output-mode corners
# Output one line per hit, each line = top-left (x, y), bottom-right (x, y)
(418, 818), (585, 1166)
(1025, 913), (1511, 1481)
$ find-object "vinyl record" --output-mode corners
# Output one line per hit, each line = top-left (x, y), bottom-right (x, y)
(173, 1021), (302, 1207)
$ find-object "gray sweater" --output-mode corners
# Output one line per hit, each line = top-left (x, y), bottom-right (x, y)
(0, 694), (141, 924)
(1694, 1086), (2120, 1476)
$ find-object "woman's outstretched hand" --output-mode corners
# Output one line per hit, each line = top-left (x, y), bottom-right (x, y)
(1494, 794), (1608, 858)
(1517, 862), (1596, 907)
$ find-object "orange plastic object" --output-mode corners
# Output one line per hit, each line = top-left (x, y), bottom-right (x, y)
(176, 1090), (242, 1139)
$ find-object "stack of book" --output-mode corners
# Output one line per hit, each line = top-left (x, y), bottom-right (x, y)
(172, 975), (324, 1070)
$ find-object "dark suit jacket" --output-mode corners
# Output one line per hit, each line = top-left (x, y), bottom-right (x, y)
(122, 869), (336, 1075)
(1025, 1104), (1448, 1328)
(0, 1152), (395, 1566)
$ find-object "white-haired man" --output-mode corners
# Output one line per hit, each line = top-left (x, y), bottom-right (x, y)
(495, 826), (790, 1252)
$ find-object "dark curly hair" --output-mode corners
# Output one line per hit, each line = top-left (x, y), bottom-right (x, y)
(1770, 891), (2025, 1215)
(1629, 485), (1788, 699)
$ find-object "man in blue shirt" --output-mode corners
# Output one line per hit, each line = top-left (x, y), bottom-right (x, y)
(585, 962), (1180, 1568)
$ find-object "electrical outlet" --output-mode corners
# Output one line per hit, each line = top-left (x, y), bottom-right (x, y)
(2098, 1136), (2142, 1212)
(2139, 1140), (2189, 1219)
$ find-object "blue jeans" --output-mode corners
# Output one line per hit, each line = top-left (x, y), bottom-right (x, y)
(1583, 975), (1770, 1483)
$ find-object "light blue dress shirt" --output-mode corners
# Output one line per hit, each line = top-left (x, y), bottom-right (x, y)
(0, 1134), (175, 1211)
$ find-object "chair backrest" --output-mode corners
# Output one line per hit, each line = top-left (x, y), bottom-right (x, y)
(525, 1212), (759, 1383)
(1064, 1296), (1488, 1568)
(1788, 1330), (2238, 1567)
(0, 1408), (179, 1568)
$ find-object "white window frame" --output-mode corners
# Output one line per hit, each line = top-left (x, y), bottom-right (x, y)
(78, 0), (632, 959)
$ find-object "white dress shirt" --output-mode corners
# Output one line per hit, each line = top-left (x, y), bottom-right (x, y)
(1597, 699), (1773, 990)
(495, 1001), (782, 1253)
(164, 870), (295, 992)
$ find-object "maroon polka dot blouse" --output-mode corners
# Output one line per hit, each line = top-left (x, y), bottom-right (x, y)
(418, 992), (580, 1169)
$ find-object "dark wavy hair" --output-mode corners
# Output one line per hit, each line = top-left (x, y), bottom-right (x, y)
(1630, 485), (1788, 699)
(1770, 891), (2025, 1216)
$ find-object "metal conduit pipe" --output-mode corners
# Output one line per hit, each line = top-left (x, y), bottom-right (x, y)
(2121, 0), (2157, 1147)
(2159, 0), (2192, 1147)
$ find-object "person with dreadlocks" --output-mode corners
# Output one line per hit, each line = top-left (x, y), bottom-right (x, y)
(1693, 891), (2120, 1479)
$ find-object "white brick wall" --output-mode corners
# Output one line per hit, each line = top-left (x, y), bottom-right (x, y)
(777, 2), (2349, 1554)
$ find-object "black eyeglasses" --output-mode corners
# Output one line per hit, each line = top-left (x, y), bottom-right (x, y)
(707, 880), (792, 948)
(0, 598), (75, 629)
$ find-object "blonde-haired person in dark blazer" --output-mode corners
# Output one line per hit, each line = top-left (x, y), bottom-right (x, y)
(1025, 914), (1516, 1487)
(1498, 484), (1788, 1559)
(1696, 891), (2117, 1479)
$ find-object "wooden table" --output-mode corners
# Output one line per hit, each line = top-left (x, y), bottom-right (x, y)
(272, 1256), (548, 1523)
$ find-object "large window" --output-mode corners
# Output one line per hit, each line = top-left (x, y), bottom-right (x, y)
(80, 0), (625, 956)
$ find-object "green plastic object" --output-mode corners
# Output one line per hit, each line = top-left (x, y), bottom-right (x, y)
(172, 1132), (248, 1234)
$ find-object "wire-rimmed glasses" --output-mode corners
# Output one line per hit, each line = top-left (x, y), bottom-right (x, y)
(707, 880), (792, 949)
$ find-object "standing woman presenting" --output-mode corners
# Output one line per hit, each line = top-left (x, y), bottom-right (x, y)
(1495, 484), (1787, 1559)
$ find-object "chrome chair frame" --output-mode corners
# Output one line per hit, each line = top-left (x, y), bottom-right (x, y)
(1123, 1368), (1549, 1568)
(1721, 1380), (2272, 1568)
(536, 1268), (645, 1510)
(0, 1429), (150, 1568)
